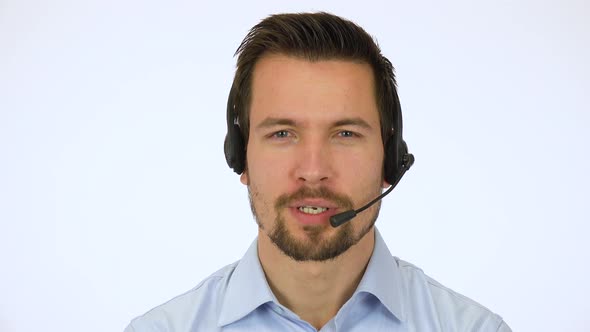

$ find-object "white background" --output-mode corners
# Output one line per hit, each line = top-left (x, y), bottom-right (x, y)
(1, 1), (588, 331)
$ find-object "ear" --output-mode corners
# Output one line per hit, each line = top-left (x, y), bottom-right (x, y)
(382, 179), (390, 188)
(240, 170), (249, 185)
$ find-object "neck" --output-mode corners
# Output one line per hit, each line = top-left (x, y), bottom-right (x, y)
(258, 228), (375, 330)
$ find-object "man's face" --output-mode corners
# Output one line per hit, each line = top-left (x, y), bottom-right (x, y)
(241, 54), (387, 262)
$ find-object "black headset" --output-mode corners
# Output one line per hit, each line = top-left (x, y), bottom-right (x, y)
(223, 75), (414, 186)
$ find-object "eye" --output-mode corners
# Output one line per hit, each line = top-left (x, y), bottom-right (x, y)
(337, 130), (357, 138)
(270, 130), (292, 139)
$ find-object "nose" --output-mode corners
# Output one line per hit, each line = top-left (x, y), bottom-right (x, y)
(293, 137), (333, 185)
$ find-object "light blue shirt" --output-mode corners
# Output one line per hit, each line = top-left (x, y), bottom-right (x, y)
(125, 229), (511, 331)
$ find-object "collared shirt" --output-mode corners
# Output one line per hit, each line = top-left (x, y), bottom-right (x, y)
(125, 229), (511, 331)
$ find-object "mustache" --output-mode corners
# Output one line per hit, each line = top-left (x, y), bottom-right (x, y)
(275, 186), (354, 210)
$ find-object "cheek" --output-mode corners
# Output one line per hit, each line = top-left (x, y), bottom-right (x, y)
(247, 146), (291, 184)
(340, 150), (385, 199)
(338, 148), (383, 178)
(248, 178), (279, 226)
(244, 149), (290, 206)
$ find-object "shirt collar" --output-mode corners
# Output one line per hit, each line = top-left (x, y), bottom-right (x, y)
(217, 238), (276, 327)
(217, 228), (406, 326)
(354, 228), (406, 322)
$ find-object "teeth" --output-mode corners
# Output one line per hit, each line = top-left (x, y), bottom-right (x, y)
(298, 206), (328, 215)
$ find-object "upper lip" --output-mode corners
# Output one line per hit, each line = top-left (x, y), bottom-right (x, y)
(289, 199), (339, 209)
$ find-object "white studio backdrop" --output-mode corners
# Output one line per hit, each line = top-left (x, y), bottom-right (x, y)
(0, 1), (588, 331)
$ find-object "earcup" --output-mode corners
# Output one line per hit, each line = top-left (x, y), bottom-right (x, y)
(383, 135), (400, 185)
(384, 135), (412, 185)
(224, 124), (246, 174)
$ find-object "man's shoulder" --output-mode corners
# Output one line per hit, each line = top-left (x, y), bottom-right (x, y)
(393, 258), (511, 332)
(125, 261), (239, 332)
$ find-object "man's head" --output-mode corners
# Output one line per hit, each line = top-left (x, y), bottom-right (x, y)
(226, 12), (405, 262)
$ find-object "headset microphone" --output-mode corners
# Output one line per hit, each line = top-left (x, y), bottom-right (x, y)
(329, 153), (414, 228)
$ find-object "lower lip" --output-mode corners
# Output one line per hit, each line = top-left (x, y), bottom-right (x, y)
(288, 207), (336, 225)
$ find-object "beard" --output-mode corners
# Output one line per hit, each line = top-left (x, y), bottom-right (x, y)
(248, 186), (380, 262)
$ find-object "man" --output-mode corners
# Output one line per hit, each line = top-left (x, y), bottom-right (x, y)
(125, 12), (511, 331)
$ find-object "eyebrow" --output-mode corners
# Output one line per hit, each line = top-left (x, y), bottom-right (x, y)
(333, 117), (373, 130)
(255, 117), (297, 130)
(255, 116), (374, 130)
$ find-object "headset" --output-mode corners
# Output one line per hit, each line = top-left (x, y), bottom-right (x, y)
(223, 65), (415, 227)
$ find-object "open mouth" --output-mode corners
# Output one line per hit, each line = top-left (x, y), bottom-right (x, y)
(298, 206), (329, 215)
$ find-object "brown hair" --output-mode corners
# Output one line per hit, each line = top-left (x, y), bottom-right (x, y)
(231, 12), (398, 145)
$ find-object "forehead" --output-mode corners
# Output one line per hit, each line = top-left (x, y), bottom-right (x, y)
(249, 54), (379, 126)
